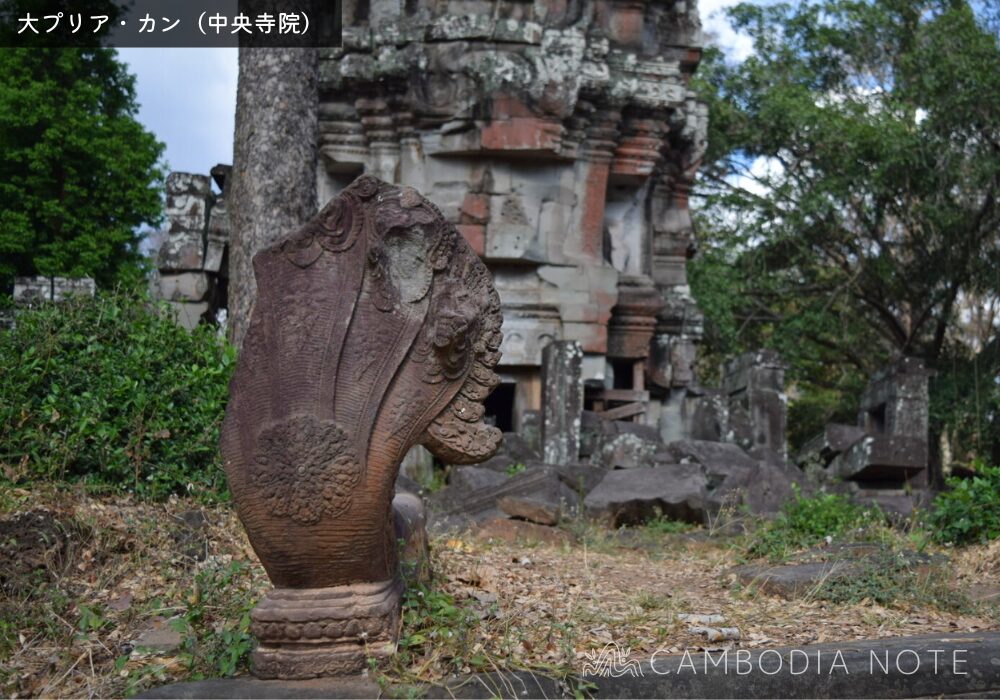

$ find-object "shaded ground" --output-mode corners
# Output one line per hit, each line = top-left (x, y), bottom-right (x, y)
(1, 485), (997, 698)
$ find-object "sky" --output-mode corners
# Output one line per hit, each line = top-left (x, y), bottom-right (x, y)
(117, 2), (747, 177)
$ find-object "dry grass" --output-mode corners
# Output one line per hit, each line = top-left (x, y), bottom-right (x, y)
(1, 485), (997, 698)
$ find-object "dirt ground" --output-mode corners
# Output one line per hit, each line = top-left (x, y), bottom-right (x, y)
(1, 485), (998, 698)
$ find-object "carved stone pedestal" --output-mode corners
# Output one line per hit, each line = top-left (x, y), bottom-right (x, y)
(251, 579), (403, 679)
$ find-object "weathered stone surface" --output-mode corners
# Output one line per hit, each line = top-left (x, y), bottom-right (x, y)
(553, 461), (607, 496)
(158, 272), (211, 302)
(478, 432), (541, 472)
(584, 415), (662, 464)
(13, 276), (96, 304)
(733, 544), (946, 599)
(722, 351), (788, 458)
(584, 463), (708, 527)
(541, 340), (584, 465)
(594, 430), (661, 469)
(157, 231), (205, 272)
(133, 618), (184, 654)
(314, 0), (709, 430)
(829, 435), (928, 482)
(393, 492), (430, 584)
(428, 465), (572, 532)
(497, 478), (578, 525)
(662, 439), (758, 470)
(471, 518), (574, 547)
(166, 171), (212, 198)
(219, 176), (503, 679)
(797, 423), (867, 468)
(859, 357), (931, 439)
(166, 301), (209, 331)
(849, 487), (931, 520)
(659, 440), (802, 516)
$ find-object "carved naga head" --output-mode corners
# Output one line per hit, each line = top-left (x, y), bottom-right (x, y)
(220, 175), (502, 588)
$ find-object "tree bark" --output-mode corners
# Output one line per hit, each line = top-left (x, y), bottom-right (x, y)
(228, 48), (318, 351)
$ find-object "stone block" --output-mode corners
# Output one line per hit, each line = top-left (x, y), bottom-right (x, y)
(584, 463), (708, 526)
(594, 431), (660, 469)
(519, 410), (541, 453)
(158, 272), (210, 302)
(52, 277), (96, 300)
(797, 423), (866, 468)
(207, 199), (229, 238)
(157, 232), (205, 272)
(12, 276), (50, 303)
(165, 193), (209, 231)
(203, 235), (228, 273)
(496, 308), (560, 366)
(497, 478), (578, 525)
(165, 172), (211, 197)
(829, 435), (928, 482)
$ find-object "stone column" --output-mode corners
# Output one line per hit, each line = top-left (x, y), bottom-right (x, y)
(722, 350), (789, 459)
(541, 340), (584, 465)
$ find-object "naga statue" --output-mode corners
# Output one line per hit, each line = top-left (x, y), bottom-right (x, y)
(220, 175), (503, 679)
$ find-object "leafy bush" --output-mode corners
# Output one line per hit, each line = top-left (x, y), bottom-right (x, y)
(929, 463), (1000, 545)
(0, 292), (234, 499)
(746, 488), (880, 561)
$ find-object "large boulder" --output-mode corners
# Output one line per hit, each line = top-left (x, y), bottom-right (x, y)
(584, 463), (708, 526)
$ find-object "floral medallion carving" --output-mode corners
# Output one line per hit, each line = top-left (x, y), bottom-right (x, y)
(250, 416), (361, 525)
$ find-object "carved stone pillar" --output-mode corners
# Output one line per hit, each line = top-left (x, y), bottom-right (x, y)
(220, 176), (503, 678)
(541, 340), (584, 465)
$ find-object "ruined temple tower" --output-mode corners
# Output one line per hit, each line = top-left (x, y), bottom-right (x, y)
(316, 0), (707, 438)
(158, 1), (708, 443)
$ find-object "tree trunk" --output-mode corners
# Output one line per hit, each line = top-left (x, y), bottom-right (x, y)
(228, 48), (318, 351)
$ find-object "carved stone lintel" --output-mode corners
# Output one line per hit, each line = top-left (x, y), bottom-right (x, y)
(251, 578), (403, 679)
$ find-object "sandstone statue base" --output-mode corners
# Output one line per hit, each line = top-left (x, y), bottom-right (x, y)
(250, 579), (403, 679)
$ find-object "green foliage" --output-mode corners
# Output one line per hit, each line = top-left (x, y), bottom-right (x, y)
(929, 463), (1000, 545)
(930, 343), (1000, 470)
(178, 560), (257, 679)
(817, 549), (968, 611)
(0, 292), (234, 499)
(0, 47), (164, 292)
(396, 582), (487, 674)
(505, 461), (526, 477)
(639, 512), (694, 535)
(746, 488), (880, 561)
(691, 0), (1000, 453)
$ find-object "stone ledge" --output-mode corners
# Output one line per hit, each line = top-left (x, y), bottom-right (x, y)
(141, 632), (1000, 699)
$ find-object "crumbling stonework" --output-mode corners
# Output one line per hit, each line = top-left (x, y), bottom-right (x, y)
(12, 276), (95, 303)
(798, 358), (933, 515)
(317, 0), (707, 430)
(154, 168), (230, 330)
(156, 3), (708, 440)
